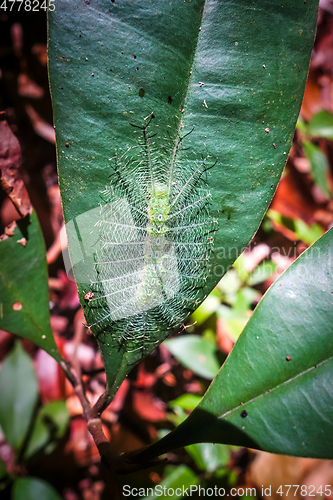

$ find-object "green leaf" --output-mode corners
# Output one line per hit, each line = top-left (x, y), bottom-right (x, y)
(293, 218), (324, 245)
(24, 400), (69, 459)
(296, 117), (309, 135)
(218, 316), (249, 343)
(268, 209), (324, 245)
(191, 294), (221, 326)
(169, 394), (202, 412)
(233, 255), (251, 285)
(0, 211), (62, 362)
(231, 288), (260, 312)
(0, 342), (38, 451)
(247, 261), (277, 286)
(308, 110), (333, 139)
(164, 335), (220, 380)
(133, 228), (333, 460)
(12, 477), (62, 500)
(144, 465), (198, 500)
(48, 1), (318, 391)
(303, 141), (331, 199)
(218, 269), (242, 297)
(186, 442), (229, 472)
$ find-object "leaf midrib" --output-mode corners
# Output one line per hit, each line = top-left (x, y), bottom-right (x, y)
(167, 0), (206, 194)
(212, 355), (333, 420)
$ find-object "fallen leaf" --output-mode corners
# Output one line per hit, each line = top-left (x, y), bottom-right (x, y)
(0, 121), (31, 219)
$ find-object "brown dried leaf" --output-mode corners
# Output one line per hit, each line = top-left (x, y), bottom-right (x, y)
(0, 121), (31, 218)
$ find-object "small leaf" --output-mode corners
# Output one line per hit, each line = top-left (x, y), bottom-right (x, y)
(191, 294), (221, 326)
(268, 209), (324, 245)
(303, 141), (331, 199)
(133, 228), (333, 461)
(164, 335), (220, 380)
(0, 120), (31, 218)
(168, 394), (202, 412)
(218, 269), (242, 295)
(24, 400), (69, 459)
(144, 465), (198, 500)
(0, 211), (62, 362)
(186, 442), (229, 472)
(247, 261), (277, 286)
(0, 342), (38, 451)
(308, 110), (333, 140)
(293, 218), (324, 245)
(12, 477), (62, 500)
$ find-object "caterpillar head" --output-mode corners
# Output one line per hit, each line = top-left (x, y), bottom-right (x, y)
(148, 183), (170, 231)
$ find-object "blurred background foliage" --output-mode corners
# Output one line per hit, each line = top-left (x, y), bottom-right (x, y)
(0, 2), (333, 499)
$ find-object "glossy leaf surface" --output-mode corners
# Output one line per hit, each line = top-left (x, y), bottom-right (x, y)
(48, 0), (318, 390)
(134, 228), (333, 460)
(0, 212), (62, 362)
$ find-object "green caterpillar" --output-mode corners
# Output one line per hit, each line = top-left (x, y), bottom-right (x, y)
(85, 116), (218, 361)
(136, 183), (172, 307)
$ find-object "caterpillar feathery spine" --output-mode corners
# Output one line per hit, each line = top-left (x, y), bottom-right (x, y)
(85, 115), (218, 360)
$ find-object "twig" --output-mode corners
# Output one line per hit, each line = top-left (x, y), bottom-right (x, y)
(60, 314), (166, 481)
(90, 391), (114, 419)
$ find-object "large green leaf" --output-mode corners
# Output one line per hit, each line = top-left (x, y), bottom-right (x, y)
(0, 342), (38, 452)
(0, 211), (62, 362)
(48, 1), (318, 391)
(133, 228), (333, 460)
